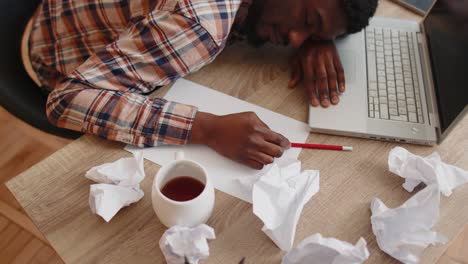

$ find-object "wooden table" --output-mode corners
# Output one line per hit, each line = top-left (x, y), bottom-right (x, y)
(7, 1), (468, 263)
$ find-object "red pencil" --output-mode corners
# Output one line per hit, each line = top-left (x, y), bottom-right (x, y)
(291, 143), (353, 151)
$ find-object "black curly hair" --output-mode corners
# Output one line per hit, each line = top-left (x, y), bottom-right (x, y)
(342, 0), (379, 34)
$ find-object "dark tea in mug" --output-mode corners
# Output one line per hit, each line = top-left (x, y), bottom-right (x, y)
(161, 176), (205, 202)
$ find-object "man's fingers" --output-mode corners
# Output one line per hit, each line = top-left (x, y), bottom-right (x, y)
(262, 130), (290, 150)
(244, 159), (265, 170)
(255, 127), (290, 150)
(289, 58), (302, 89)
(302, 56), (319, 106)
(256, 116), (270, 129)
(251, 151), (274, 165)
(316, 55), (330, 108)
(326, 56), (339, 105)
(288, 67), (301, 89)
(334, 54), (346, 93)
(259, 142), (285, 158)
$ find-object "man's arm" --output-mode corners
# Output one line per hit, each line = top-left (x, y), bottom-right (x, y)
(46, 11), (218, 147)
(46, 9), (289, 169)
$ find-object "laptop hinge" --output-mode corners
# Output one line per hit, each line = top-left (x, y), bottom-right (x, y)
(416, 31), (441, 134)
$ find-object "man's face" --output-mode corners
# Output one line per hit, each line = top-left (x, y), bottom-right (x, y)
(246, 0), (348, 48)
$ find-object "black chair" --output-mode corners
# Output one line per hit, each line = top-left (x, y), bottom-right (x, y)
(0, 0), (81, 139)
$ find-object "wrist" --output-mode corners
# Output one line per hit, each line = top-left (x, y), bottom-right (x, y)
(189, 111), (217, 145)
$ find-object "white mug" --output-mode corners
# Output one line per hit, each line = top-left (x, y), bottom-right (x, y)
(152, 152), (215, 227)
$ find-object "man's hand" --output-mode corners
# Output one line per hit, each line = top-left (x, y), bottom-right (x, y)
(289, 39), (345, 108)
(189, 112), (290, 170)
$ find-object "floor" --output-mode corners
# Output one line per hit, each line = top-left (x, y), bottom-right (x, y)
(0, 105), (467, 263)
(0, 106), (68, 263)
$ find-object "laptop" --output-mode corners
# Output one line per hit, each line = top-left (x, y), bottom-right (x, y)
(391, 0), (434, 15)
(308, 0), (468, 145)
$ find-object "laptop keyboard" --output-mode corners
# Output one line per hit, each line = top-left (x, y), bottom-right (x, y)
(366, 27), (424, 123)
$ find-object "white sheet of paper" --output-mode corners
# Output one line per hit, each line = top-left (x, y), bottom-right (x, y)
(159, 224), (215, 264)
(282, 233), (369, 264)
(239, 159), (320, 251)
(125, 79), (310, 202)
(371, 184), (448, 264)
(85, 152), (146, 222)
(389, 147), (468, 197)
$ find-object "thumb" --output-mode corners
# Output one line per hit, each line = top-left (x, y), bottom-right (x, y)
(288, 57), (302, 89)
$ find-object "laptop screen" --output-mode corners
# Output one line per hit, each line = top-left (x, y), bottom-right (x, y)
(423, 0), (468, 134)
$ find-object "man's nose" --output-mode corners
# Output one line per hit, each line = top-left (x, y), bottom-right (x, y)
(288, 29), (310, 48)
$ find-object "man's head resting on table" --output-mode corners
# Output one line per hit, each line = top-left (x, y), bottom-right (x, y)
(239, 0), (378, 109)
(244, 0), (379, 48)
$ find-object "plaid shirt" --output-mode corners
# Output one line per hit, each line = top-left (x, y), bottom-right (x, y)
(29, 0), (244, 147)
